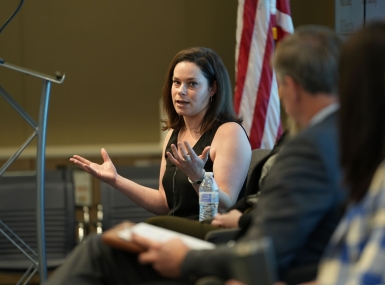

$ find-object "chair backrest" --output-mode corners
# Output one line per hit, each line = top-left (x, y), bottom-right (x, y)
(99, 164), (159, 231)
(234, 148), (271, 201)
(0, 169), (76, 270)
(245, 148), (271, 192)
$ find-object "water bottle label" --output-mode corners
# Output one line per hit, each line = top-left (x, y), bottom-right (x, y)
(199, 192), (219, 203)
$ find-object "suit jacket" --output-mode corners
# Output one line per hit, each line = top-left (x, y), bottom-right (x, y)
(181, 112), (346, 284)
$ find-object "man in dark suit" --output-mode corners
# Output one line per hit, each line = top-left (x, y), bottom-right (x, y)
(44, 25), (345, 285)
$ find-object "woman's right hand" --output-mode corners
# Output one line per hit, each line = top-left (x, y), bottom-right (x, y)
(70, 148), (117, 184)
(166, 141), (210, 182)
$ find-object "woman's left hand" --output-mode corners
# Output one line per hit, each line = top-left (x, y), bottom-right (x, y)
(166, 141), (210, 181)
(211, 210), (242, 228)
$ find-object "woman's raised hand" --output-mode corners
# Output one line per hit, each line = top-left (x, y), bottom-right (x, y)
(70, 148), (117, 184)
(166, 141), (210, 182)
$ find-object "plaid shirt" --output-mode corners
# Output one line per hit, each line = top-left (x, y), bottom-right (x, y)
(317, 161), (385, 285)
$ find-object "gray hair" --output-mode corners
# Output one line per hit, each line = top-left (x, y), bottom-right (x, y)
(272, 25), (343, 95)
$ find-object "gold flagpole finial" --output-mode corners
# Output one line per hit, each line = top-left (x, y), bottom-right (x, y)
(272, 27), (278, 41)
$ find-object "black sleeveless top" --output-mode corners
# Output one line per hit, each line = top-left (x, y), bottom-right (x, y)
(162, 121), (225, 220)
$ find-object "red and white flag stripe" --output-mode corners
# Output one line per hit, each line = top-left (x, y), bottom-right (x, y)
(276, 0), (294, 40)
(234, 0), (293, 149)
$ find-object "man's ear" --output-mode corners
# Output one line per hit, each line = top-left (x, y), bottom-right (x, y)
(210, 81), (217, 96)
(284, 76), (302, 102)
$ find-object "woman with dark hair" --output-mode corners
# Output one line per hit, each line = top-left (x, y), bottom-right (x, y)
(316, 21), (385, 285)
(70, 47), (251, 219)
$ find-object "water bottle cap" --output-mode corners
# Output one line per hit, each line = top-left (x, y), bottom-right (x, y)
(199, 172), (218, 191)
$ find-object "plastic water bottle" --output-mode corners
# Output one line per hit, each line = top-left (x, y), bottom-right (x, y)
(199, 172), (219, 221)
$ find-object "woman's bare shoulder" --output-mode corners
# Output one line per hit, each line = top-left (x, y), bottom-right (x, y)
(215, 121), (247, 137)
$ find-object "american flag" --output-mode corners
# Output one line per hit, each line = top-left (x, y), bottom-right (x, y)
(234, 0), (294, 149)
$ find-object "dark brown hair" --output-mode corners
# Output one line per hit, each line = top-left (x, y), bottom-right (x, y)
(161, 47), (242, 132)
(339, 21), (385, 202)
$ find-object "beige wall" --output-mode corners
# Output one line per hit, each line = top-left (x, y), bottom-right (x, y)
(291, 0), (335, 28)
(0, 1), (238, 159)
(0, 0), (335, 162)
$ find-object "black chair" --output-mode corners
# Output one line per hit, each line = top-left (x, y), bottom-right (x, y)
(98, 163), (160, 231)
(0, 169), (76, 280)
(245, 148), (272, 191)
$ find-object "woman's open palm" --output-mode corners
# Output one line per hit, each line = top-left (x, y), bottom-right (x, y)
(70, 148), (117, 184)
